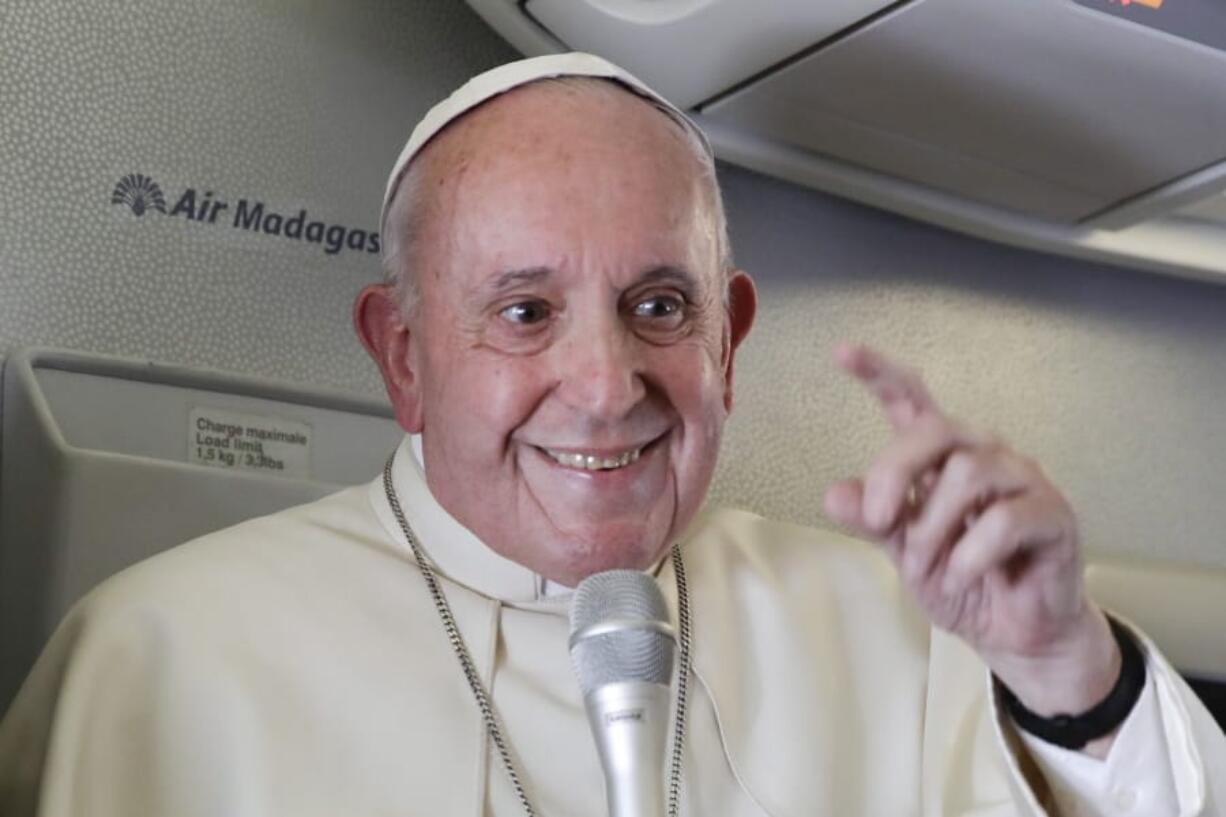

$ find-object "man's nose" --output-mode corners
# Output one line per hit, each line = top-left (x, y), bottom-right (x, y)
(554, 320), (646, 421)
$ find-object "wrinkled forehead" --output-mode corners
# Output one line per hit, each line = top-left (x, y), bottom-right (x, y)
(380, 53), (711, 233)
(418, 78), (701, 194)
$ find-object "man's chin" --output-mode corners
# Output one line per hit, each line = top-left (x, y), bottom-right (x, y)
(542, 520), (673, 587)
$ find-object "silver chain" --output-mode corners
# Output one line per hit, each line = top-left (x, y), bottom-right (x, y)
(666, 538), (691, 817)
(382, 453), (691, 817)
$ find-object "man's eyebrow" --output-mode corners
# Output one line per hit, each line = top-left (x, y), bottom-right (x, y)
(483, 266), (554, 295)
(635, 264), (702, 294)
(477, 264), (702, 297)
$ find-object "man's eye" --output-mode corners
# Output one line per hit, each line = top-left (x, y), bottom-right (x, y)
(632, 295), (683, 319)
(500, 301), (551, 325)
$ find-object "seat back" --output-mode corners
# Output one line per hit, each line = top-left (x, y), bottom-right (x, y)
(0, 348), (404, 713)
(1087, 558), (1226, 728)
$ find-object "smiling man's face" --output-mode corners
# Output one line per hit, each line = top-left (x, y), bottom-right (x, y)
(359, 80), (755, 586)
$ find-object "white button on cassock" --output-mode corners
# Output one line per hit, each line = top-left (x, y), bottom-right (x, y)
(1111, 786), (1138, 810)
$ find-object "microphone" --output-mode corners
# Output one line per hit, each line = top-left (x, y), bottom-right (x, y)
(569, 570), (676, 817)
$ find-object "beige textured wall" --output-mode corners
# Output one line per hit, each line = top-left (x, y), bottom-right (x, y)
(2, 1), (1224, 568)
(0, 0), (516, 389)
(710, 168), (1226, 569)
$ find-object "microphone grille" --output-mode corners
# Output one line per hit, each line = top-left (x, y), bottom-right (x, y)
(569, 570), (675, 695)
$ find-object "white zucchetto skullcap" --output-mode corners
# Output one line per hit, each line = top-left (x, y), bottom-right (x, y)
(380, 52), (711, 232)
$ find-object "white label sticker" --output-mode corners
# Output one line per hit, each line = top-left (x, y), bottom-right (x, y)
(188, 407), (312, 478)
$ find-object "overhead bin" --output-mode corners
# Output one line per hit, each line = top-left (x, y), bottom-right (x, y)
(697, 0), (1226, 222)
(468, 0), (1226, 282)
(1071, 0), (1226, 53)
(522, 0), (899, 108)
(488, 0), (1226, 223)
(0, 349), (403, 710)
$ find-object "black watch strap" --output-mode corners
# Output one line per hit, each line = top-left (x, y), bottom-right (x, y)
(997, 617), (1147, 750)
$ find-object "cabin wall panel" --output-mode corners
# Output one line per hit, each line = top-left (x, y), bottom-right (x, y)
(714, 165), (1226, 568)
(0, 0), (517, 391)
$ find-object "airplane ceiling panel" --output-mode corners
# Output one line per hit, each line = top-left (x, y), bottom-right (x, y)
(1176, 192), (1226, 227)
(1071, 0), (1226, 53)
(699, 0), (1226, 222)
(522, 0), (901, 108)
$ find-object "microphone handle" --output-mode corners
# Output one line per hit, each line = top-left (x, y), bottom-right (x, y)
(584, 681), (671, 817)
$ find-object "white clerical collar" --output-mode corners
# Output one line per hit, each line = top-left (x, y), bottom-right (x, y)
(369, 435), (566, 605)
(368, 435), (667, 607)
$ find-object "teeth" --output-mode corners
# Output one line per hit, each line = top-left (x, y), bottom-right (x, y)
(544, 447), (643, 471)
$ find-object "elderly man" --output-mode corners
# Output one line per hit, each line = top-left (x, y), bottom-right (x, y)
(1, 53), (1223, 816)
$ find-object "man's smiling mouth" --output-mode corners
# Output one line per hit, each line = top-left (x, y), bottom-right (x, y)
(541, 446), (643, 471)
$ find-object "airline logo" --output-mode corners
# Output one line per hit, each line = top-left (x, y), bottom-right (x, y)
(111, 174), (168, 217)
(108, 173), (380, 257)
(1110, 0), (1164, 7)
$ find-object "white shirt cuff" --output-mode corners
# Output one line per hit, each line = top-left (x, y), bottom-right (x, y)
(1015, 658), (1183, 817)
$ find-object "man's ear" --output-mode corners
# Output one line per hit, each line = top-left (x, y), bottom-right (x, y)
(722, 270), (758, 413)
(353, 283), (424, 433)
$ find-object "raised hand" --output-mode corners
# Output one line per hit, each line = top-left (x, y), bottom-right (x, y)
(823, 343), (1121, 751)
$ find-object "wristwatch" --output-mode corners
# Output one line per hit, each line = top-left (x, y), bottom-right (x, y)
(997, 617), (1146, 750)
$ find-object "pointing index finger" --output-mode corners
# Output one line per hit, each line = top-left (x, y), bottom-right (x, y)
(835, 342), (939, 431)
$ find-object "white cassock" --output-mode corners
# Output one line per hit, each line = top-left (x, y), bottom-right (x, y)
(1, 436), (1222, 816)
